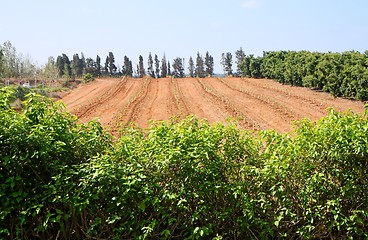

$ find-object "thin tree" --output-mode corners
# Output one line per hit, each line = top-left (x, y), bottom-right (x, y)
(204, 51), (214, 77)
(147, 53), (155, 78)
(188, 56), (194, 77)
(56, 55), (65, 76)
(96, 55), (101, 77)
(235, 47), (246, 76)
(154, 54), (160, 78)
(138, 55), (145, 78)
(107, 52), (117, 76)
(195, 52), (205, 78)
(104, 56), (109, 75)
(62, 54), (72, 77)
(168, 61), (171, 76)
(221, 52), (233, 76)
(161, 54), (167, 77)
(122, 56), (133, 77)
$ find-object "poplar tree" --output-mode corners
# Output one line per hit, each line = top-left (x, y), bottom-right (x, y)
(138, 55), (145, 78)
(188, 56), (194, 77)
(204, 51), (214, 77)
(221, 52), (233, 76)
(161, 54), (167, 77)
(147, 53), (155, 78)
(96, 55), (101, 77)
(104, 56), (109, 75)
(168, 61), (171, 76)
(107, 52), (117, 75)
(122, 56), (133, 77)
(235, 47), (246, 76)
(172, 57), (184, 78)
(56, 55), (65, 76)
(195, 52), (205, 78)
(154, 54), (160, 78)
(62, 54), (72, 77)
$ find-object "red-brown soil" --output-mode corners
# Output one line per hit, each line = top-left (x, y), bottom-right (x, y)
(61, 77), (366, 133)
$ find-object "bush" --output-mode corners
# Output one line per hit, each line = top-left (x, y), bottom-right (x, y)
(0, 88), (112, 239)
(83, 73), (94, 83)
(1, 87), (367, 239)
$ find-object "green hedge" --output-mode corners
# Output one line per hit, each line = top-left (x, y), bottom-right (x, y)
(1, 88), (367, 239)
(240, 50), (368, 101)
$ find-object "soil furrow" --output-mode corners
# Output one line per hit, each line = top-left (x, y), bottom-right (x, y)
(119, 78), (151, 126)
(202, 78), (293, 132)
(196, 78), (263, 130)
(216, 78), (300, 120)
(171, 77), (190, 117)
(75, 77), (128, 119)
(61, 77), (365, 134)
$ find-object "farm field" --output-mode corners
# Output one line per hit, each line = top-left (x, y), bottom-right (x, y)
(61, 77), (366, 133)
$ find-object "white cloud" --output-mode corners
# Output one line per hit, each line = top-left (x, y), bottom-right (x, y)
(241, 0), (262, 9)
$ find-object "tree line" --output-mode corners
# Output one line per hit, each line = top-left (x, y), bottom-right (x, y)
(54, 51), (218, 79)
(1, 40), (368, 100)
(0, 41), (240, 81)
(237, 50), (368, 101)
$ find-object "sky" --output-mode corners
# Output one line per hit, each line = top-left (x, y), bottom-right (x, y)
(1, 0), (367, 73)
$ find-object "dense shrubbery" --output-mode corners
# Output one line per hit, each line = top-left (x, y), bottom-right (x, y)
(239, 50), (368, 101)
(1, 88), (367, 239)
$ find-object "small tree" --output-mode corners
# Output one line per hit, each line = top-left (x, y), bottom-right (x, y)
(188, 56), (194, 77)
(104, 56), (109, 75)
(96, 55), (101, 77)
(161, 54), (167, 78)
(138, 55), (145, 78)
(172, 57), (184, 78)
(107, 52), (117, 76)
(195, 52), (205, 78)
(235, 47), (246, 76)
(56, 55), (65, 77)
(147, 53), (155, 78)
(221, 52), (233, 76)
(122, 56), (133, 77)
(154, 54), (160, 78)
(85, 58), (96, 75)
(204, 51), (214, 77)
(168, 61), (171, 76)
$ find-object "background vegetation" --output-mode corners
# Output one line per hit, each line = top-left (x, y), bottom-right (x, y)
(1, 88), (367, 239)
(1, 41), (367, 101)
(239, 50), (368, 101)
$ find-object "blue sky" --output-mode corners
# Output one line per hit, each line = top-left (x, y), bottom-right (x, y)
(1, 0), (367, 72)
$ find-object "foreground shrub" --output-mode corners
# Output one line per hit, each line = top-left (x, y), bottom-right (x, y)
(0, 88), (112, 238)
(1, 87), (367, 239)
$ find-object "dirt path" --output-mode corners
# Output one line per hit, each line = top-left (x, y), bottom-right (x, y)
(61, 77), (366, 133)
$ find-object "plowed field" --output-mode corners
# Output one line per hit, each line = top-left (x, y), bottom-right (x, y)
(61, 77), (365, 133)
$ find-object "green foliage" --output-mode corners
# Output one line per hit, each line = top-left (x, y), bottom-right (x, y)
(83, 73), (94, 83)
(257, 50), (368, 100)
(188, 56), (195, 77)
(161, 54), (168, 78)
(1, 89), (368, 239)
(0, 89), (112, 239)
(221, 52), (233, 76)
(172, 57), (185, 78)
(195, 52), (205, 78)
(204, 51), (214, 77)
